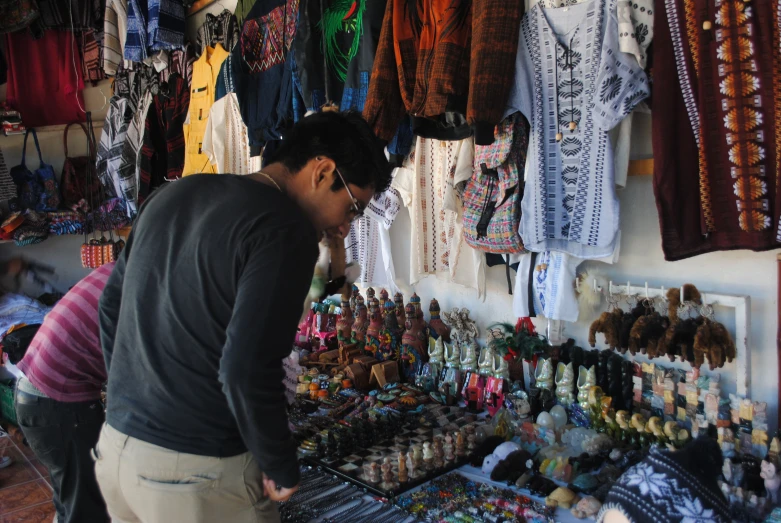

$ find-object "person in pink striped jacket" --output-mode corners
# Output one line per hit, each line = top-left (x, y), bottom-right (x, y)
(14, 262), (115, 523)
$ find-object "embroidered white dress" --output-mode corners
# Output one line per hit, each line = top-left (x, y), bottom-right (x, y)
(345, 185), (403, 294)
(507, 0), (649, 258)
(393, 137), (485, 296)
(201, 92), (261, 175)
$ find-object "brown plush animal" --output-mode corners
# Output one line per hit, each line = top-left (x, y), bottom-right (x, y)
(666, 284), (703, 324)
(693, 318), (737, 369)
(666, 317), (704, 364)
(628, 312), (670, 358)
(618, 303), (648, 354)
(589, 308), (623, 350)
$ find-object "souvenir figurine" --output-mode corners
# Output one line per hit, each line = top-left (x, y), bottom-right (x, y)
(484, 377), (505, 417)
(535, 358), (555, 391)
(456, 431), (466, 457)
(381, 456), (394, 489)
(408, 293), (429, 339)
(367, 461), (380, 484)
(460, 341), (478, 372)
(398, 451), (408, 483)
(571, 496), (602, 519)
(761, 459), (781, 505)
(433, 437), (445, 469)
(493, 353), (510, 380)
(376, 300), (402, 361)
(428, 298), (451, 342)
(336, 298), (354, 347)
(445, 339), (461, 368)
(423, 441), (434, 470)
(351, 298), (368, 347)
(400, 303), (426, 381)
(364, 301), (383, 353)
(412, 444), (424, 471)
(555, 362), (575, 406)
(577, 365), (596, 409)
(406, 449), (416, 479)
(443, 308), (466, 345)
(428, 337), (445, 377)
(459, 309), (480, 345)
(444, 434), (455, 462)
(379, 288), (389, 304)
(478, 346), (495, 376)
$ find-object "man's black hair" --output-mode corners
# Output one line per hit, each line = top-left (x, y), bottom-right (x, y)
(270, 111), (392, 193)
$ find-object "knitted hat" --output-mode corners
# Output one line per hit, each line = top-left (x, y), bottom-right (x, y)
(597, 438), (731, 523)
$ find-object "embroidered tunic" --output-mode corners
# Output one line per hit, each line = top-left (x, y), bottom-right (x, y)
(392, 137), (486, 295)
(345, 186), (402, 293)
(506, 0), (649, 258)
(201, 93), (261, 175)
(652, 0), (781, 260)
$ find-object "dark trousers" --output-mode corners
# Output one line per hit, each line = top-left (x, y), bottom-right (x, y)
(15, 389), (110, 523)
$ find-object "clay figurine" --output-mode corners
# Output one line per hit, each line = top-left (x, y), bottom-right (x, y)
(576, 365), (596, 408)
(761, 459), (781, 505)
(444, 340), (461, 369)
(555, 362), (575, 406)
(428, 298), (451, 342)
(535, 358), (555, 391)
(394, 292), (406, 326)
(460, 341), (478, 372)
(398, 451), (408, 483)
(428, 337), (445, 377)
(409, 293), (428, 337)
(423, 441), (434, 470)
(458, 309), (480, 345)
(478, 346), (496, 376)
(336, 299), (354, 347)
(493, 353), (510, 380)
(374, 301), (402, 361)
(571, 496), (602, 519)
(400, 302), (426, 380)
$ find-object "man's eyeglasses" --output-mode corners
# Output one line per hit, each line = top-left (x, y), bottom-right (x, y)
(334, 167), (364, 221)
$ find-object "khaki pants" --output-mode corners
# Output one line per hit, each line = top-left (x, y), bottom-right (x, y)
(93, 423), (280, 523)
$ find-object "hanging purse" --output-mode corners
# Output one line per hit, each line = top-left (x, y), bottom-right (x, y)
(80, 112), (126, 268)
(61, 122), (101, 211)
(462, 113), (529, 254)
(9, 129), (61, 212)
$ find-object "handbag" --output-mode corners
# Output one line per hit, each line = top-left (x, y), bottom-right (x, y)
(61, 122), (101, 211)
(9, 129), (61, 212)
(2, 324), (41, 365)
(80, 111), (126, 268)
(462, 113), (529, 254)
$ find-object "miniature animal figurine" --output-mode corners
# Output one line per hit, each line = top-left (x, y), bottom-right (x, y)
(694, 318), (737, 369)
(570, 496), (602, 519)
(761, 459), (781, 505)
(546, 487), (580, 509)
(588, 308), (623, 351)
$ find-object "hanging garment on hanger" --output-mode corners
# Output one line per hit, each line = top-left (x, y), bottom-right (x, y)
(653, 0), (781, 260)
(506, 0), (648, 259)
(159, 43), (195, 86)
(6, 30), (86, 128)
(182, 44), (230, 176)
(96, 96), (131, 200)
(138, 73), (189, 203)
(363, 0), (524, 146)
(216, 0), (300, 149)
(79, 29), (105, 84)
(345, 184), (402, 294)
(201, 93), (261, 175)
(116, 90), (154, 217)
(196, 9), (239, 56)
(125, 0), (185, 61)
(103, 0), (129, 76)
(392, 137), (486, 296)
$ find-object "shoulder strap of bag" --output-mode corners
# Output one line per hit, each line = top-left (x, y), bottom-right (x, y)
(63, 122), (89, 159)
(19, 129), (31, 168)
(28, 129), (44, 166)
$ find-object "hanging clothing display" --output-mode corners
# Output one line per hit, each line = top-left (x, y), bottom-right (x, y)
(195, 9), (239, 55)
(182, 44), (230, 176)
(363, 0), (524, 145)
(5, 30), (86, 128)
(345, 185), (402, 293)
(96, 96), (130, 200)
(393, 137), (486, 296)
(80, 29), (106, 84)
(159, 43), (195, 86)
(652, 0), (781, 260)
(217, 0), (300, 149)
(125, 0), (185, 62)
(117, 90), (154, 217)
(506, 0), (649, 259)
(138, 73), (189, 203)
(104, 0), (129, 76)
(201, 93), (261, 175)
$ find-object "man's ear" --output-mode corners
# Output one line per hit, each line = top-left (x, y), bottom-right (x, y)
(311, 157), (337, 190)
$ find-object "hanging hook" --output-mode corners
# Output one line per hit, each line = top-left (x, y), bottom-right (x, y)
(575, 276), (580, 292)
(645, 282), (649, 299)
(661, 285), (666, 300)
(680, 285), (685, 305)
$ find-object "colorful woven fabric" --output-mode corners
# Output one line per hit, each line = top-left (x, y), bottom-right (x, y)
(0, 0), (40, 33)
(80, 29), (105, 85)
(48, 211), (86, 235)
(13, 211), (49, 246)
(463, 112), (529, 253)
(241, 0), (299, 74)
(195, 9), (239, 55)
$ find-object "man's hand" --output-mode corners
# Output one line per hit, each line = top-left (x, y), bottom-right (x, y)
(262, 474), (299, 502)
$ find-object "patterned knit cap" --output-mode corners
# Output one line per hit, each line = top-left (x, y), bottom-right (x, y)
(597, 438), (730, 523)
